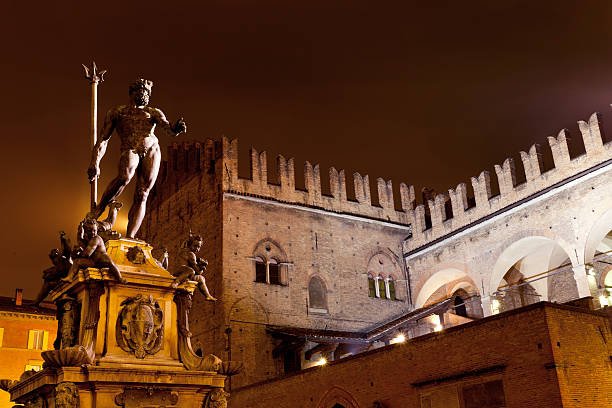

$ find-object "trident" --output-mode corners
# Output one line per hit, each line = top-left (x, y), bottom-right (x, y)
(82, 62), (107, 213)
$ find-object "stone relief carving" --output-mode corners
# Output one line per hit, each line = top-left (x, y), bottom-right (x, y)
(55, 382), (80, 408)
(114, 387), (179, 407)
(116, 294), (164, 359)
(42, 282), (104, 367)
(126, 246), (146, 264)
(54, 296), (80, 349)
(24, 395), (46, 408)
(203, 388), (230, 408)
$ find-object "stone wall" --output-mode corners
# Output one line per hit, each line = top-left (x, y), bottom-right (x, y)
(404, 110), (612, 315)
(142, 138), (413, 390)
(222, 193), (409, 388)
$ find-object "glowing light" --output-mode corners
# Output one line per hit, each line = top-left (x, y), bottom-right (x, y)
(431, 315), (443, 332)
(587, 266), (596, 276)
(491, 299), (500, 315)
(390, 333), (406, 344)
(599, 295), (609, 307)
(314, 357), (327, 366)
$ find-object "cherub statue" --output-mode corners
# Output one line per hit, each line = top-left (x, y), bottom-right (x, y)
(171, 233), (216, 301)
(33, 231), (72, 306)
(73, 216), (126, 283)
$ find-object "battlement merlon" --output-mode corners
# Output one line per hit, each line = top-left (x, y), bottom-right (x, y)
(404, 109), (612, 253)
(219, 136), (413, 225)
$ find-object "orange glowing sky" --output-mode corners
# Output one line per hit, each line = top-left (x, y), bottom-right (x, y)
(2, 1), (612, 298)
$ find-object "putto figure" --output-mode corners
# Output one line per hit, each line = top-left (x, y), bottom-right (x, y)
(171, 233), (216, 301)
(87, 79), (187, 238)
(33, 231), (73, 306)
(73, 217), (126, 283)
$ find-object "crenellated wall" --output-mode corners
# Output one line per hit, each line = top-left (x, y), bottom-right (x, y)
(220, 137), (414, 226)
(148, 137), (416, 227)
(404, 112), (612, 253)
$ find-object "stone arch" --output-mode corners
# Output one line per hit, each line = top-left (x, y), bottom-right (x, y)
(228, 295), (270, 325)
(364, 247), (402, 274)
(252, 237), (288, 262)
(227, 296), (272, 387)
(489, 236), (573, 303)
(600, 264), (612, 288)
(316, 386), (360, 408)
(584, 206), (612, 265)
(414, 267), (477, 309)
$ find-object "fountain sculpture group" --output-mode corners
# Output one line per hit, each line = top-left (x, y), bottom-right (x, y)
(1, 74), (239, 407)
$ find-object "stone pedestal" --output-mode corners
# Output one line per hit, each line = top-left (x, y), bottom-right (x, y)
(8, 238), (230, 408)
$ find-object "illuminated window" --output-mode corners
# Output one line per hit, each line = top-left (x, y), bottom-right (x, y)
(0, 327), (3, 348)
(28, 330), (48, 350)
(368, 274), (376, 297)
(255, 257), (267, 283)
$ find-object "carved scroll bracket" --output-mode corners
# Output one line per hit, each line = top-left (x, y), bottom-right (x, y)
(174, 290), (222, 371)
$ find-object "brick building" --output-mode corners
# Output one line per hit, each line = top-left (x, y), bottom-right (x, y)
(230, 303), (612, 408)
(140, 107), (612, 397)
(0, 290), (56, 408)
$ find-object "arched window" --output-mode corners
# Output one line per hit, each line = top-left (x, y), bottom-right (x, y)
(308, 276), (328, 312)
(387, 277), (396, 300)
(366, 251), (401, 300)
(252, 239), (289, 286)
(255, 257), (267, 283)
(269, 258), (280, 285)
(368, 274), (376, 298)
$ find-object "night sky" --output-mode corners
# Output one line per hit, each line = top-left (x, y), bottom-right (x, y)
(3, 1), (612, 298)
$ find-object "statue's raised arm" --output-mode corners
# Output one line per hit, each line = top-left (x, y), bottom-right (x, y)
(153, 108), (187, 137)
(87, 79), (187, 239)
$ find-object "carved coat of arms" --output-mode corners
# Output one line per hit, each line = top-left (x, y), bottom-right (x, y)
(116, 294), (164, 358)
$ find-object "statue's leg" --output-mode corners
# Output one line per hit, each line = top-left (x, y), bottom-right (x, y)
(126, 144), (161, 238)
(195, 275), (217, 301)
(99, 257), (126, 284)
(101, 201), (123, 230)
(95, 150), (139, 219)
(171, 266), (194, 288)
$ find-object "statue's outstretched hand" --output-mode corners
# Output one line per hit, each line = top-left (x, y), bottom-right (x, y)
(88, 165), (100, 181)
(173, 118), (187, 135)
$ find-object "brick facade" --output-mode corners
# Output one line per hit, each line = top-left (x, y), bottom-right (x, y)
(229, 303), (612, 408)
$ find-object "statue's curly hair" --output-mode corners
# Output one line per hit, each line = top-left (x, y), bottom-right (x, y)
(179, 229), (203, 249)
(129, 79), (153, 94)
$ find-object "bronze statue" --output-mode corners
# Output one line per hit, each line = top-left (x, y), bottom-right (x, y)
(171, 233), (216, 301)
(73, 217), (126, 283)
(87, 79), (186, 238)
(96, 200), (123, 241)
(33, 232), (72, 306)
